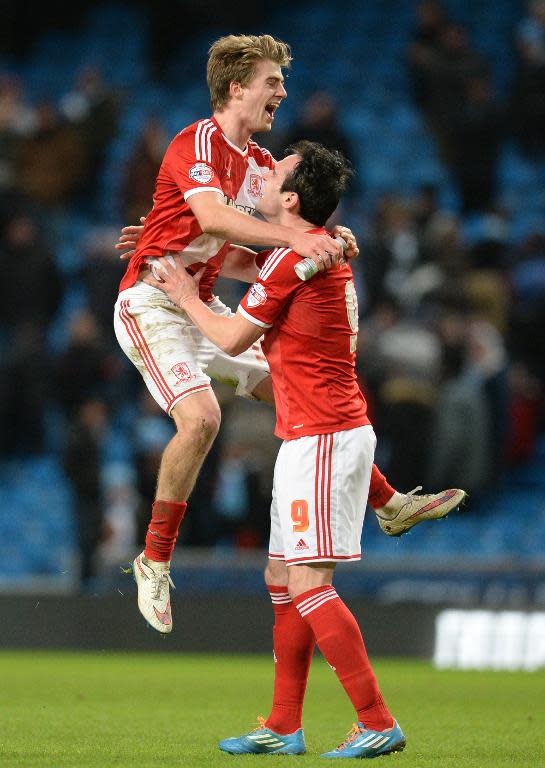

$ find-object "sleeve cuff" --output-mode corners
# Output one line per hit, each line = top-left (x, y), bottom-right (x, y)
(237, 305), (273, 329)
(184, 186), (224, 201)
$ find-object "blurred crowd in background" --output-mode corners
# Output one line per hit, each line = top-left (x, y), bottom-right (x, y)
(1, 0), (544, 589)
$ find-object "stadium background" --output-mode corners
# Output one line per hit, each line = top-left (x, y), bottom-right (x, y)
(0, 0), (544, 666)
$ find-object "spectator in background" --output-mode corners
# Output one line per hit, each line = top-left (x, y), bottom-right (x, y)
(427, 308), (492, 496)
(98, 461), (139, 570)
(120, 116), (168, 224)
(0, 73), (36, 192)
(80, 226), (127, 341)
(63, 396), (109, 590)
(59, 66), (120, 205)
(450, 74), (503, 213)
(54, 309), (116, 419)
(284, 91), (353, 160)
(411, 21), (488, 164)
(505, 362), (544, 464)
(407, 0), (449, 112)
(0, 210), (62, 456)
(361, 300), (442, 492)
(265, 91), (356, 191)
(508, 231), (545, 383)
(213, 440), (265, 548)
(361, 195), (422, 313)
(510, 0), (545, 156)
(17, 100), (87, 206)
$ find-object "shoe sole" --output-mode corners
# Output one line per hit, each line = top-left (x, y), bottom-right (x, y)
(386, 491), (468, 538)
(219, 743), (305, 755)
(220, 748), (305, 755)
(321, 738), (406, 759)
(377, 738), (406, 756)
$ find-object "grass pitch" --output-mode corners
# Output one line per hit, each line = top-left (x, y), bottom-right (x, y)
(1, 651), (544, 767)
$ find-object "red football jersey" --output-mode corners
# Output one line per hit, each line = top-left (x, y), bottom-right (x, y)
(119, 116), (275, 301)
(238, 229), (370, 440)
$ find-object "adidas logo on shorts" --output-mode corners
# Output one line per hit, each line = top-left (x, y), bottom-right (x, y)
(295, 538), (309, 551)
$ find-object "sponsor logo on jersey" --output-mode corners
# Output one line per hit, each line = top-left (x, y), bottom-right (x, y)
(224, 194), (255, 216)
(189, 162), (214, 184)
(172, 362), (193, 383)
(295, 538), (309, 551)
(248, 173), (263, 197)
(247, 283), (268, 308)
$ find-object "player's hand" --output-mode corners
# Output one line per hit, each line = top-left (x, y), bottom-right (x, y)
(114, 217), (145, 260)
(142, 255), (203, 308)
(331, 225), (359, 261)
(289, 231), (343, 272)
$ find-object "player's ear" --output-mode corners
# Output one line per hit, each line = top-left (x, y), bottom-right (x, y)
(282, 191), (299, 212)
(229, 81), (244, 100)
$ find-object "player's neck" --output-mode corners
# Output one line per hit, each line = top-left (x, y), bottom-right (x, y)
(213, 110), (252, 150)
(276, 212), (317, 232)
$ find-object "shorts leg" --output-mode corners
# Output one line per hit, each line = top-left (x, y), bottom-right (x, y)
(268, 445), (287, 561)
(114, 283), (212, 415)
(272, 426), (376, 565)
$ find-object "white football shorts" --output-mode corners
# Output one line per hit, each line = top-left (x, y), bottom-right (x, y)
(114, 282), (269, 415)
(268, 425), (376, 565)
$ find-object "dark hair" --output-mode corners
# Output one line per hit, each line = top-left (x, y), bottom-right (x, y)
(280, 140), (353, 226)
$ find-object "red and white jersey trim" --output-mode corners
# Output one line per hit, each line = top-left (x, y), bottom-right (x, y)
(237, 305), (272, 328)
(222, 133), (249, 156)
(194, 119), (217, 162)
(249, 139), (273, 162)
(259, 247), (291, 281)
(183, 186), (223, 201)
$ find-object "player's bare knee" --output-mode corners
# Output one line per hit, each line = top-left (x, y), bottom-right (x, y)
(174, 406), (221, 450)
(265, 559), (288, 587)
(287, 563), (335, 600)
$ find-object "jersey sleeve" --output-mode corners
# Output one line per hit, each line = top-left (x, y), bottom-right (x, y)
(163, 123), (225, 202)
(238, 248), (300, 328)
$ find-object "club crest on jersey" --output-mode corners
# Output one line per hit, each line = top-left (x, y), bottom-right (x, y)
(247, 283), (268, 308)
(171, 362), (193, 383)
(248, 173), (263, 198)
(189, 162), (214, 184)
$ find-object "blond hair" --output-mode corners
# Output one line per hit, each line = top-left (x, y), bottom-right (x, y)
(207, 34), (292, 111)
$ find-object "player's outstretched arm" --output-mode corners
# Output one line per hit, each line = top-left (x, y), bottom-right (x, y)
(189, 191), (343, 269)
(143, 255), (263, 356)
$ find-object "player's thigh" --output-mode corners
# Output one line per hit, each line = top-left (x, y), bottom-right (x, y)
(114, 284), (212, 415)
(274, 426), (377, 565)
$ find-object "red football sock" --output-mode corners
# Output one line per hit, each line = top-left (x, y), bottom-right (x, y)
(368, 465), (395, 510)
(293, 586), (394, 731)
(144, 499), (187, 562)
(264, 585), (315, 735)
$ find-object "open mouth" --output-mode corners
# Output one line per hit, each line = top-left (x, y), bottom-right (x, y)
(265, 102), (279, 120)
